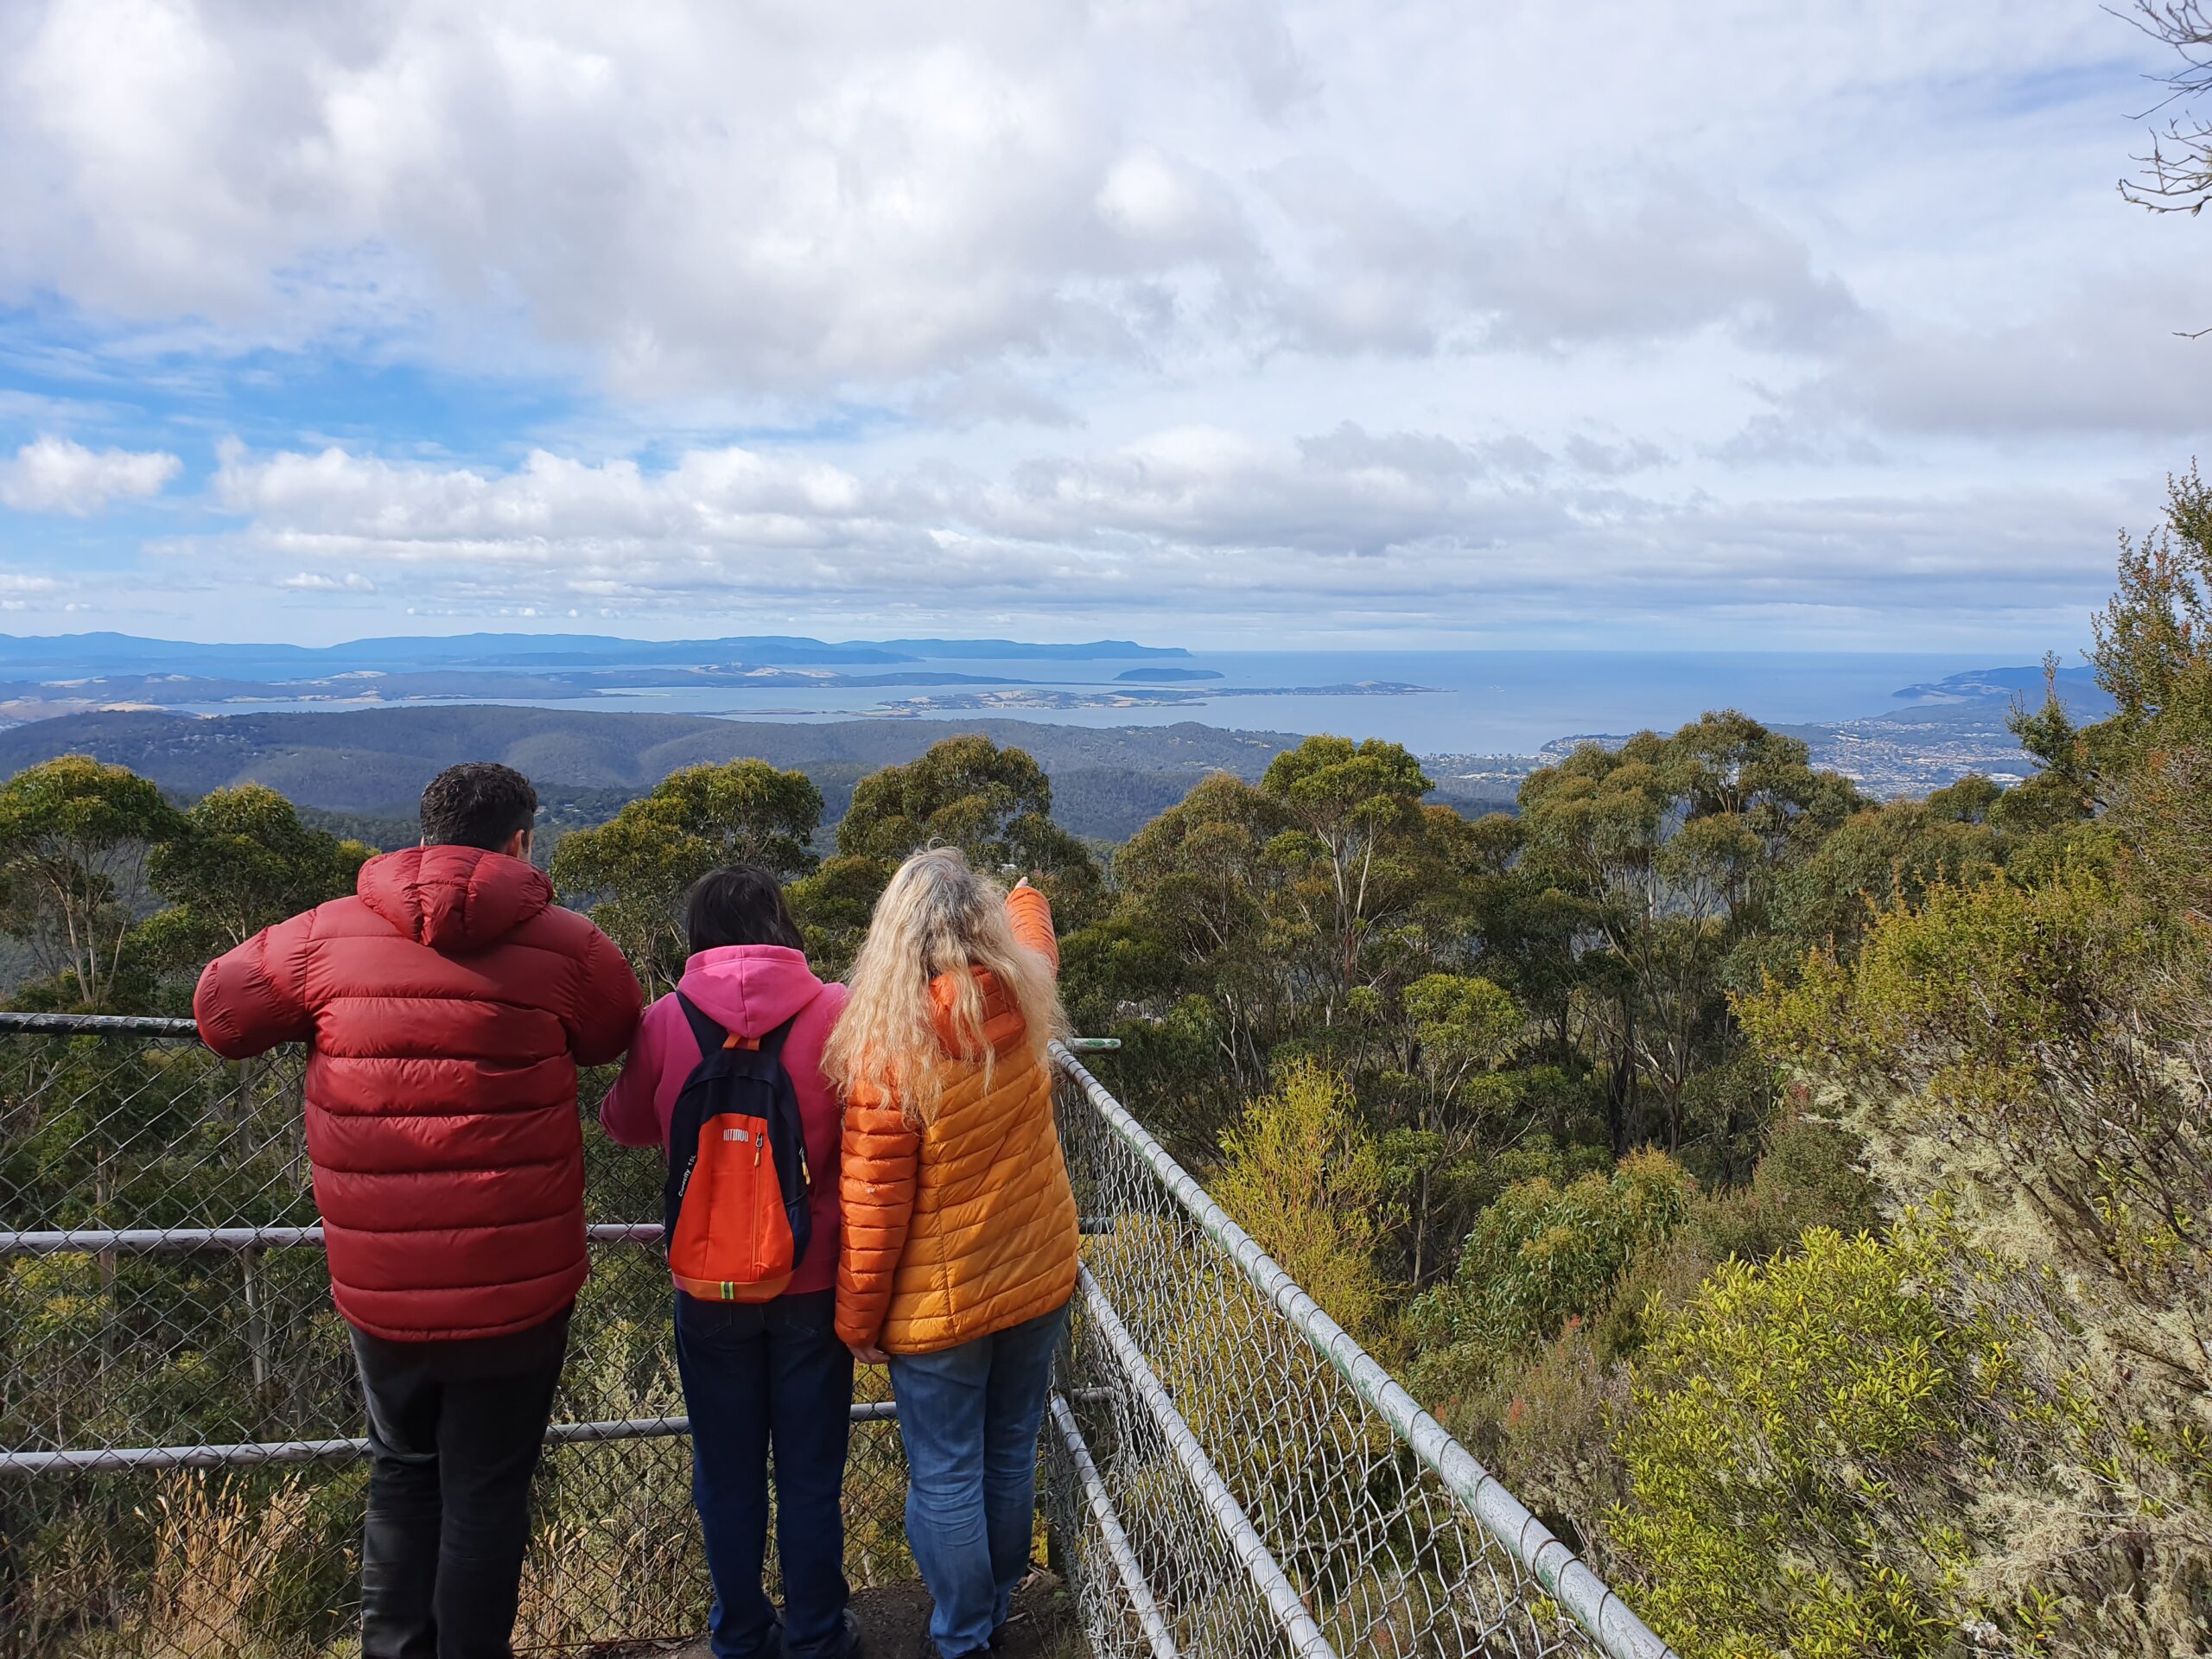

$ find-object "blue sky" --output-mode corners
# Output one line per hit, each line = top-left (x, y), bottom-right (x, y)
(0, 0), (2204, 652)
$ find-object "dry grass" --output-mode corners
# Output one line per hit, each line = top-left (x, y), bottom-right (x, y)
(512, 1496), (706, 1649)
(17, 1433), (936, 1658)
(118, 1471), (319, 1659)
(137, 1472), (316, 1658)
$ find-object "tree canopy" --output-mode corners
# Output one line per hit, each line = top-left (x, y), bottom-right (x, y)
(550, 759), (823, 989)
(142, 785), (370, 968)
(826, 734), (1103, 939)
(0, 756), (181, 1009)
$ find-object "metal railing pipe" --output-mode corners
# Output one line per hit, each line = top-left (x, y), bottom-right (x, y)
(0, 1222), (668, 1254)
(0, 1011), (200, 1037)
(1052, 1044), (1679, 1659)
(1048, 1392), (1182, 1659)
(1077, 1267), (1337, 1659)
(1, 1403), (901, 1476)
(0, 1011), (1122, 1048)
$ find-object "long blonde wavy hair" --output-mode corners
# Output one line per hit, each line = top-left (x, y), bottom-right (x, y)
(823, 846), (1067, 1127)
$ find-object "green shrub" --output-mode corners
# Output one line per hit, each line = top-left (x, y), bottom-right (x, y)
(1745, 869), (2212, 1656)
(1211, 1061), (1391, 1344)
(1608, 1229), (1991, 1659)
(1408, 1149), (1691, 1401)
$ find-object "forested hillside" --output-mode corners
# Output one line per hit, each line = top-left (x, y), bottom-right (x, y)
(4, 475), (2209, 1657)
(0, 708), (1309, 842)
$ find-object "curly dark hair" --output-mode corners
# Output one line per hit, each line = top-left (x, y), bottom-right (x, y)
(419, 762), (538, 851)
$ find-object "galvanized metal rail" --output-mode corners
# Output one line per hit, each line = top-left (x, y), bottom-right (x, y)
(1047, 1391), (1183, 1659)
(1051, 1042), (1679, 1659)
(0, 1010), (1124, 1046)
(1077, 1264), (1337, 1659)
(0, 1222), (665, 1253)
(0, 1407), (901, 1476)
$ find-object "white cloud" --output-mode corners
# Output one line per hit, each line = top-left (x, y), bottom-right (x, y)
(0, 435), (181, 514)
(0, 570), (68, 613)
(1565, 435), (1669, 477)
(0, 0), (2200, 646)
(1252, 164), (1861, 359)
(0, 0), (1929, 400)
(195, 434), (2125, 640)
(0, 0), (1296, 394)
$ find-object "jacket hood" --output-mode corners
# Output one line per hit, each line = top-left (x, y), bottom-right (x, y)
(358, 846), (553, 953)
(678, 944), (827, 1039)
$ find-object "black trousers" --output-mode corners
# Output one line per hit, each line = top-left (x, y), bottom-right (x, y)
(349, 1308), (572, 1659)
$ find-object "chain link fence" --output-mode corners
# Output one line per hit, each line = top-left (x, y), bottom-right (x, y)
(0, 1015), (914, 1658)
(0, 1014), (1669, 1659)
(1046, 1046), (1673, 1659)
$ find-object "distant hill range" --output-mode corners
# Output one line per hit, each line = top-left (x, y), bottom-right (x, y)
(0, 630), (1189, 677)
(0, 642), (2113, 831)
(0, 629), (1222, 727)
(0, 632), (1440, 728)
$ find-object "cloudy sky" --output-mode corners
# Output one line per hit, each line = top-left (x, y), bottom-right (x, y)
(0, 0), (2203, 649)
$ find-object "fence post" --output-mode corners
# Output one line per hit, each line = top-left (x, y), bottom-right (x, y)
(1044, 1506), (1067, 1582)
(241, 1246), (268, 1394)
(94, 1145), (114, 1382)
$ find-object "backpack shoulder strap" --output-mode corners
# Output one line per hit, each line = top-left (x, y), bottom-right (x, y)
(757, 1012), (801, 1064)
(673, 993), (728, 1062)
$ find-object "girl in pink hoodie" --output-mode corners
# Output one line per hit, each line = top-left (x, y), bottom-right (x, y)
(603, 866), (856, 1659)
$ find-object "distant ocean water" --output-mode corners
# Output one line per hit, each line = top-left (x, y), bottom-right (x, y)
(173, 649), (2008, 756)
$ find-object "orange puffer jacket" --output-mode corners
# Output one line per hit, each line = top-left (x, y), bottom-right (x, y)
(835, 886), (1078, 1355)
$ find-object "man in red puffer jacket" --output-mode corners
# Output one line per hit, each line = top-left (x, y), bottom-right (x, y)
(195, 761), (641, 1659)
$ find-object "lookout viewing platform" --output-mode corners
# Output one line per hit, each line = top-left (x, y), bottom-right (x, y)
(0, 1012), (1672, 1659)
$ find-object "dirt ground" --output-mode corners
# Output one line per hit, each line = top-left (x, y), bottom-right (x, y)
(620, 1572), (1080, 1658)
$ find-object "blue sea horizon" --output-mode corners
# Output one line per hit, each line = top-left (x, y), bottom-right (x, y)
(156, 646), (2064, 756)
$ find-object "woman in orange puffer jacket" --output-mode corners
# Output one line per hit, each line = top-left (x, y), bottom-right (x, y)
(828, 848), (1076, 1659)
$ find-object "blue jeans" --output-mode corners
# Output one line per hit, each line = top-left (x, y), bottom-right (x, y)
(674, 1289), (855, 1659)
(887, 1301), (1071, 1659)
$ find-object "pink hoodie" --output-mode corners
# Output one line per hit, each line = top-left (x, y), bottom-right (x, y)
(603, 945), (848, 1297)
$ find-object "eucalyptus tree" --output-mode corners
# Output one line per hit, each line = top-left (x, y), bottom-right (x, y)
(831, 734), (1101, 924)
(143, 785), (370, 964)
(1517, 713), (1859, 1154)
(0, 756), (181, 1009)
(550, 759), (823, 991)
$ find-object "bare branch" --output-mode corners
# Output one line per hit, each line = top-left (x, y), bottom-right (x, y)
(2114, 1), (2212, 213)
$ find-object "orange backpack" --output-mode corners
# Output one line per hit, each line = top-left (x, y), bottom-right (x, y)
(660, 1000), (811, 1302)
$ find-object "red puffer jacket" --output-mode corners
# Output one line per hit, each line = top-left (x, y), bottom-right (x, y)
(194, 846), (642, 1341)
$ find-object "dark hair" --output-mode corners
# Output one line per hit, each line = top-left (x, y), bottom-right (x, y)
(420, 762), (538, 851)
(684, 865), (804, 955)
